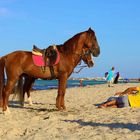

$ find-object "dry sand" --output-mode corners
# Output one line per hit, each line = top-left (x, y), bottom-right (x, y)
(0, 83), (140, 140)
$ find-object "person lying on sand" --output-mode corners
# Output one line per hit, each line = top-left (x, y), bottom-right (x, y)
(98, 87), (140, 108)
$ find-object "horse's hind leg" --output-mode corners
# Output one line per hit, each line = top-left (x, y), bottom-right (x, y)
(23, 76), (35, 106)
(2, 80), (17, 112)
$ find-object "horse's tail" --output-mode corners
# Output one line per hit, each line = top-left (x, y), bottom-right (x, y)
(13, 76), (24, 105)
(0, 56), (6, 107)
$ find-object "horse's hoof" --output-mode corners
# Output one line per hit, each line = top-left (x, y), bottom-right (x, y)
(57, 107), (62, 111)
(27, 97), (33, 106)
(3, 111), (10, 115)
(56, 104), (66, 111)
(61, 106), (66, 110)
(57, 107), (66, 111)
(28, 102), (33, 106)
(3, 107), (11, 115)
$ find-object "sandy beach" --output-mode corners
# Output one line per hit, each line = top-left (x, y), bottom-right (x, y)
(0, 83), (140, 140)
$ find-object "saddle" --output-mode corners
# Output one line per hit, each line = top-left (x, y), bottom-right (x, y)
(32, 45), (60, 73)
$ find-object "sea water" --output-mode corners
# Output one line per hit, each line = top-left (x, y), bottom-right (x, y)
(32, 79), (106, 90)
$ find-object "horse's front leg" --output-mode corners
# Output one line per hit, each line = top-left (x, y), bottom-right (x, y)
(56, 74), (67, 110)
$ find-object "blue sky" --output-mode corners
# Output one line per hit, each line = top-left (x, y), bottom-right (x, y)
(0, 0), (140, 78)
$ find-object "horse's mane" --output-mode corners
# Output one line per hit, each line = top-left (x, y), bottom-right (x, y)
(57, 31), (85, 53)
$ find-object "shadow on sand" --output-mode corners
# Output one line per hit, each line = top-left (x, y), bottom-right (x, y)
(8, 100), (58, 112)
(63, 119), (140, 131)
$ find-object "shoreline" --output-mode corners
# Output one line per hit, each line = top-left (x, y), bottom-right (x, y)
(33, 79), (140, 90)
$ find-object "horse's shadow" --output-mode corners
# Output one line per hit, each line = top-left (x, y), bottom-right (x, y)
(63, 119), (140, 131)
(8, 100), (58, 112)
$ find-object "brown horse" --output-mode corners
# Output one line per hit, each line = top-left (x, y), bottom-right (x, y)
(16, 47), (95, 106)
(0, 28), (100, 113)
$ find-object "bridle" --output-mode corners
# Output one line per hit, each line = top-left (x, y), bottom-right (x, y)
(73, 47), (93, 74)
(82, 48), (91, 57)
(84, 31), (99, 56)
(73, 47), (92, 58)
(73, 32), (96, 73)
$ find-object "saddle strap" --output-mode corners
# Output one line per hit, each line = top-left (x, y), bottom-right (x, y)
(43, 49), (47, 66)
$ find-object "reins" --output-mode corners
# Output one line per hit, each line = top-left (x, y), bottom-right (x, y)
(72, 49), (90, 73)
(73, 64), (87, 73)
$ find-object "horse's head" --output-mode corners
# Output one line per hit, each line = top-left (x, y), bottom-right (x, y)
(81, 48), (94, 68)
(84, 28), (100, 57)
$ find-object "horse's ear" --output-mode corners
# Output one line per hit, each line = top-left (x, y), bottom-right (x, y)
(88, 27), (92, 31)
(87, 27), (94, 34)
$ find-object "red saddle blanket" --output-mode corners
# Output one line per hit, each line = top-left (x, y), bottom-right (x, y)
(32, 48), (60, 67)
